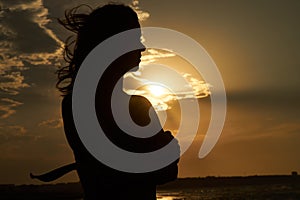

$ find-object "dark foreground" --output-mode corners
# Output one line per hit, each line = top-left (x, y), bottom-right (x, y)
(1, 175), (300, 200)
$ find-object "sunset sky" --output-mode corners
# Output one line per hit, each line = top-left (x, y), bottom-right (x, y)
(0, 0), (300, 184)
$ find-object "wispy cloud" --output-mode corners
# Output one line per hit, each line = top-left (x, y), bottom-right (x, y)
(0, 98), (23, 119)
(140, 49), (176, 64)
(182, 73), (211, 99)
(124, 71), (210, 111)
(0, 125), (27, 136)
(0, 124), (37, 148)
(0, 71), (29, 95)
(131, 0), (150, 21)
(38, 118), (63, 129)
(130, 1), (176, 64)
(0, 124), (28, 147)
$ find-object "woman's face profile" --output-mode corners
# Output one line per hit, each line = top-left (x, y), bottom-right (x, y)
(117, 27), (146, 72)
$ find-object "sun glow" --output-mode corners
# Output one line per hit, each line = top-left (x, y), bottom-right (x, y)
(123, 66), (211, 112)
(147, 85), (168, 97)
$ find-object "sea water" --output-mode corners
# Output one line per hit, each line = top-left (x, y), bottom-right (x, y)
(77, 184), (300, 200)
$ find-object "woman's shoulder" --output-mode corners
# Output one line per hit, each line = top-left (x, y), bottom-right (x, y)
(129, 95), (152, 107)
(128, 95), (155, 127)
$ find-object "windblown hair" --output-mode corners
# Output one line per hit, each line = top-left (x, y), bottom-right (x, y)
(56, 4), (139, 96)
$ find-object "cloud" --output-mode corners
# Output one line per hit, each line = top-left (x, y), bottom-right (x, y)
(0, 71), (29, 95)
(38, 118), (63, 129)
(0, 0), (62, 54)
(130, 1), (176, 65)
(182, 73), (211, 99)
(0, 98), (23, 119)
(124, 68), (210, 111)
(127, 2), (209, 106)
(125, 1), (211, 111)
(131, 0), (150, 21)
(0, 125), (29, 146)
(0, 124), (38, 148)
(0, 0), (63, 97)
(140, 49), (176, 64)
(0, 125), (27, 136)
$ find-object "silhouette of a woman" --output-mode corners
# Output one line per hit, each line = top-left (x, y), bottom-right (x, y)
(32, 4), (179, 200)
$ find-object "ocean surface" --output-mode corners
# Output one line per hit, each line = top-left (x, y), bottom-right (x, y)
(156, 184), (300, 200)
(2, 176), (300, 199)
(68, 185), (299, 200)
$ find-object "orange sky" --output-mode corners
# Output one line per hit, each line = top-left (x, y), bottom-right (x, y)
(0, 0), (300, 184)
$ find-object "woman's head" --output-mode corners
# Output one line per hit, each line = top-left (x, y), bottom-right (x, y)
(57, 4), (142, 95)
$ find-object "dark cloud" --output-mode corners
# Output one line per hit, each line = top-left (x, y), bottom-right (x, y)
(0, 0), (62, 53)
(0, 0), (63, 101)
(2, 9), (57, 53)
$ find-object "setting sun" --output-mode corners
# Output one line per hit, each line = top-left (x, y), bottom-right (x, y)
(147, 85), (168, 97)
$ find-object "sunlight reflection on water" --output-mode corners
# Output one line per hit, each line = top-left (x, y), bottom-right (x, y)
(157, 192), (185, 200)
(156, 197), (178, 200)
